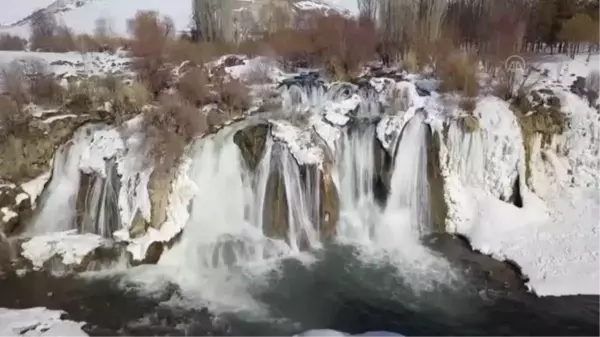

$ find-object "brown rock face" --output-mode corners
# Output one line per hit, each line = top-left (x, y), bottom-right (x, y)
(319, 161), (340, 240)
(0, 112), (113, 185)
(148, 169), (172, 229)
(426, 126), (448, 232)
(261, 143), (340, 248)
(233, 123), (270, 171)
(0, 185), (33, 236)
(262, 157), (289, 243)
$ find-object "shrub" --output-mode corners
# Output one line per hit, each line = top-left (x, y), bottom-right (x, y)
(0, 58), (62, 107)
(0, 95), (29, 137)
(311, 13), (377, 79)
(437, 51), (479, 97)
(177, 66), (210, 106)
(144, 93), (207, 172)
(214, 76), (250, 116)
(29, 73), (65, 105)
(29, 12), (76, 52)
(0, 62), (30, 107)
(0, 34), (27, 51)
(127, 11), (174, 96)
(586, 70), (599, 93)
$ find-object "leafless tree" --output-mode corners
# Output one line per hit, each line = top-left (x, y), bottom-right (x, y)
(192, 0), (235, 42)
(357, 0), (378, 21)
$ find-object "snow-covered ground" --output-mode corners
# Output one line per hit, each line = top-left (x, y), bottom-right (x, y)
(0, 50), (132, 80)
(0, 307), (87, 336)
(0, 0), (353, 39)
(442, 54), (600, 296)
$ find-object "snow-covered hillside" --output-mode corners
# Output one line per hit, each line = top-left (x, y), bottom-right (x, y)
(0, 0), (352, 39)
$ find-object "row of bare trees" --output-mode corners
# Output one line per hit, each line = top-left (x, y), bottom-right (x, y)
(356, 0), (599, 61)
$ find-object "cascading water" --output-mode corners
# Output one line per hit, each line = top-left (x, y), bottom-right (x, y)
(25, 125), (124, 238)
(335, 123), (382, 243)
(270, 142), (321, 251)
(25, 135), (86, 236)
(159, 126), (289, 273)
(79, 159), (121, 238)
(381, 114), (432, 241)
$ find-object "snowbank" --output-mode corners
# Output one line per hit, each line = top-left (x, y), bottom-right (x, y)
(21, 230), (105, 269)
(0, 50), (132, 79)
(443, 54), (600, 296)
(0, 307), (87, 336)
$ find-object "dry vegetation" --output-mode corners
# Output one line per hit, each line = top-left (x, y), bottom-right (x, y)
(1, 0), (598, 170)
(0, 34), (27, 51)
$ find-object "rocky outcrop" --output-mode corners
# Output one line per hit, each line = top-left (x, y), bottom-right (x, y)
(262, 144), (341, 247)
(75, 159), (121, 237)
(319, 161), (339, 240)
(148, 170), (172, 230)
(234, 123), (270, 171)
(0, 111), (113, 184)
(0, 185), (33, 235)
(263, 157), (289, 242)
(426, 128), (448, 232)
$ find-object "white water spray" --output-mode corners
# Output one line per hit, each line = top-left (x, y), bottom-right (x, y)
(335, 123), (382, 243)
(26, 131), (88, 235)
(380, 114), (432, 243)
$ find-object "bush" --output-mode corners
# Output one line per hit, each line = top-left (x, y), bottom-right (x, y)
(177, 67), (210, 106)
(0, 95), (29, 137)
(437, 51), (479, 97)
(0, 62), (30, 107)
(311, 13), (377, 79)
(128, 11), (174, 97)
(586, 70), (599, 93)
(213, 76), (250, 116)
(0, 34), (27, 51)
(29, 72), (65, 105)
(0, 58), (62, 107)
(144, 93), (207, 172)
(29, 12), (76, 52)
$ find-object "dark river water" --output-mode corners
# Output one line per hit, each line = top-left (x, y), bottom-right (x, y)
(0, 234), (598, 336)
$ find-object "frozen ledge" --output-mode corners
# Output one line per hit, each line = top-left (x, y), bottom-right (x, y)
(0, 307), (87, 336)
(21, 230), (105, 270)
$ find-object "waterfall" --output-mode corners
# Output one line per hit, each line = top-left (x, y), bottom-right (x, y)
(79, 159), (121, 238)
(25, 125), (124, 238)
(335, 114), (431, 246)
(380, 114), (432, 243)
(158, 127), (290, 273)
(270, 142), (321, 251)
(335, 123), (382, 243)
(25, 134), (87, 236)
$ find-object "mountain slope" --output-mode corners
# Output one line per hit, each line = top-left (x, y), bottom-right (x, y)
(0, 0), (351, 39)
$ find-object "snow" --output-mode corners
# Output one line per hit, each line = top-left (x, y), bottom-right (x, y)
(1, 207), (17, 223)
(0, 50), (131, 79)
(270, 120), (324, 166)
(0, 0), (55, 26)
(79, 127), (124, 177)
(0, 0), (352, 39)
(15, 193), (29, 206)
(442, 54), (600, 296)
(20, 172), (51, 207)
(114, 155), (197, 261)
(0, 307), (87, 336)
(21, 230), (105, 269)
(297, 329), (403, 336)
(115, 117), (153, 231)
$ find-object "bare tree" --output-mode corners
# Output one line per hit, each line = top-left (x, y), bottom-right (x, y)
(192, 0), (235, 42)
(357, 0), (378, 21)
(419, 0), (447, 42)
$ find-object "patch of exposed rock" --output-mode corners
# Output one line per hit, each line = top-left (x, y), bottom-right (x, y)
(0, 111), (114, 184)
(0, 185), (32, 235)
(234, 123), (270, 171)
